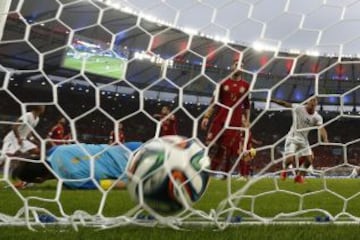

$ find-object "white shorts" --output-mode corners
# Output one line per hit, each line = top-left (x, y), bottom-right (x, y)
(284, 137), (312, 157)
(1, 135), (37, 155)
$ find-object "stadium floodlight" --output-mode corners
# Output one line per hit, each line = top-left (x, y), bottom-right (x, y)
(252, 41), (278, 52)
(305, 50), (320, 57)
(182, 27), (198, 36)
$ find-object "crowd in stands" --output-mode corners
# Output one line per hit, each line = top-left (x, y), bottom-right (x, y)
(0, 86), (359, 175)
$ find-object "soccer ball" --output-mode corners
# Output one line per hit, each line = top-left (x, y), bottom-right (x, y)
(127, 136), (210, 214)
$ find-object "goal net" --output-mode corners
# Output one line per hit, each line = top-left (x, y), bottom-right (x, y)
(0, 0), (360, 229)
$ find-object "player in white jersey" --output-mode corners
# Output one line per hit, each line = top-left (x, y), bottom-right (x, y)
(0, 106), (45, 165)
(271, 97), (328, 183)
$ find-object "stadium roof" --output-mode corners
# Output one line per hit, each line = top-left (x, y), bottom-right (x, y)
(105, 0), (360, 57)
(1, 0), (359, 107)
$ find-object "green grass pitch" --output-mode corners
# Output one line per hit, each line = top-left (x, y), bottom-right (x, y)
(2, 178), (360, 239)
(63, 55), (126, 79)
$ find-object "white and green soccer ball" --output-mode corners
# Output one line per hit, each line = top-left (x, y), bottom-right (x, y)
(127, 136), (210, 214)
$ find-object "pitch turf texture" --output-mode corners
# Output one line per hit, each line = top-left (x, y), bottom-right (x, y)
(63, 55), (126, 79)
(2, 178), (360, 239)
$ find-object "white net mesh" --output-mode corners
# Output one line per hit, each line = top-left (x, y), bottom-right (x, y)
(0, 0), (360, 229)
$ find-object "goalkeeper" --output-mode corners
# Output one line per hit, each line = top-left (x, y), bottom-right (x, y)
(11, 142), (142, 189)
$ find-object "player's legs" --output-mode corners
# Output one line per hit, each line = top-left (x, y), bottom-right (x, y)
(12, 161), (54, 183)
(294, 144), (313, 183)
(222, 129), (241, 173)
(205, 118), (223, 146)
(206, 119), (225, 172)
(0, 145), (9, 167)
(281, 138), (297, 180)
(208, 136), (227, 173)
(1, 136), (19, 153)
(1, 138), (39, 163)
(0, 136), (22, 169)
(210, 144), (227, 174)
(208, 138), (233, 179)
(295, 154), (312, 175)
(238, 160), (251, 180)
(1, 137), (41, 188)
(280, 155), (295, 180)
(20, 140), (40, 156)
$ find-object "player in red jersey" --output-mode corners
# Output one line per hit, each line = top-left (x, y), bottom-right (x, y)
(154, 106), (178, 136)
(109, 122), (126, 144)
(201, 61), (251, 173)
(47, 117), (66, 147)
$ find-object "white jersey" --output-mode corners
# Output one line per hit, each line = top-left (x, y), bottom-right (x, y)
(1, 112), (39, 156)
(4, 112), (39, 141)
(287, 104), (323, 142)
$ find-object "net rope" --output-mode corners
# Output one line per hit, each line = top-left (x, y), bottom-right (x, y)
(0, 0), (359, 229)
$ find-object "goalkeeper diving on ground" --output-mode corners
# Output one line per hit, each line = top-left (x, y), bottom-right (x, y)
(10, 142), (142, 190)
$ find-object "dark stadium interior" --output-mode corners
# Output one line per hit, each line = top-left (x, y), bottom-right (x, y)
(0, 0), (359, 174)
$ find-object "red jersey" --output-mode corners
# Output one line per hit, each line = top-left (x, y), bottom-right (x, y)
(214, 78), (250, 127)
(109, 130), (125, 144)
(160, 115), (178, 136)
(206, 78), (250, 172)
(48, 123), (65, 145)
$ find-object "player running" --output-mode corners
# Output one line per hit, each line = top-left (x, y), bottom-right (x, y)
(271, 97), (328, 183)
